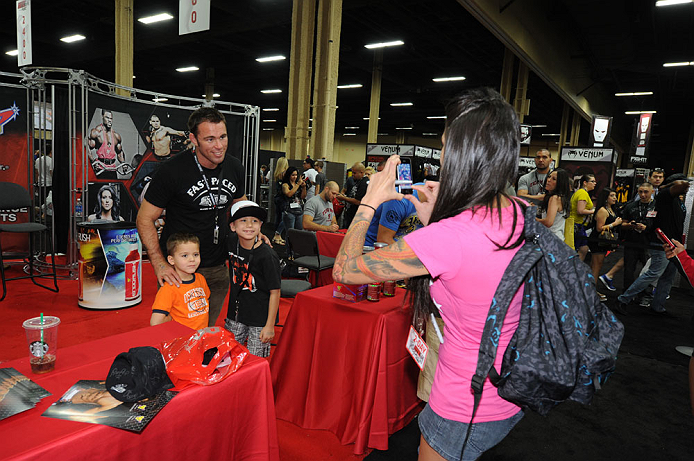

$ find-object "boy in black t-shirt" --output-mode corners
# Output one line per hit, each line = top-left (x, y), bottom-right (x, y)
(225, 201), (281, 357)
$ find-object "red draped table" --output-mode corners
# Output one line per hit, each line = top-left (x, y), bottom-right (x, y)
(270, 285), (422, 455)
(313, 230), (346, 286)
(1, 322), (279, 461)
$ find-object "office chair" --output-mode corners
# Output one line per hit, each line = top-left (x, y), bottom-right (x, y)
(0, 182), (59, 301)
(286, 229), (335, 286)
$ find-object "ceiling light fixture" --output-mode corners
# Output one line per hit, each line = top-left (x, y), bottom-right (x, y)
(422, 132), (438, 136)
(426, 116), (446, 119)
(337, 84), (363, 89)
(377, 133), (388, 136)
(256, 55), (286, 63)
(60, 34), (86, 43)
(396, 127), (413, 130)
(263, 119), (277, 122)
(365, 40), (404, 49)
(663, 61), (693, 67)
(530, 124), (547, 128)
(390, 102), (413, 107)
(362, 117), (381, 120)
(625, 110), (657, 114)
(541, 133), (561, 137)
(201, 93), (220, 98)
(263, 108), (279, 111)
(261, 89), (282, 94)
(153, 97), (169, 102)
(432, 76), (466, 82)
(5, 50), (18, 56)
(262, 128), (274, 131)
(138, 13), (174, 24)
(176, 66), (199, 72)
(345, 126), (360, 129)
(656, 0), (693, 7)
(615, 92), (654, 96)
(343, 133), (357, 136)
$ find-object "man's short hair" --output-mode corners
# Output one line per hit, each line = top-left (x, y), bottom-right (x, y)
(166, 233), (200, 256)
(304, 157), (315, 168)
(315, 160), (324, 169)
(187, 107), (226, 135)
(650, 168), (665, 177)
(352, 162), (365, 172)
(536, 149), (550, 157)
(638, 182), (654, 190)
(325, 181), (339, 192)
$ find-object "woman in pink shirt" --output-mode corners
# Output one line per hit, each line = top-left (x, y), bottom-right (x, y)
(333, 88), (526, 461)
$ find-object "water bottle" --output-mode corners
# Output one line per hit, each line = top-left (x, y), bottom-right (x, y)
(75, 198), (83, 220)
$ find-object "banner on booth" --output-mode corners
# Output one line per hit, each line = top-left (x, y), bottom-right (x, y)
(632, 113), (653, 159)
(589, 115), (612, 148)
(179, 0), (211, 35)
(560, 147), (614, 163)
(520, 125), (532, 145)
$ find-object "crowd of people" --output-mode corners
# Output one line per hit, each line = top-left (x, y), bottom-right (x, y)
(135, 92), (693, 460)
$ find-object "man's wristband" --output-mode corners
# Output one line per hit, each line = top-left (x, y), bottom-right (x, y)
(360, 203), (377, 212)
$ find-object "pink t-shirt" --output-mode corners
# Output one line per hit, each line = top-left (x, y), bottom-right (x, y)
(404, 202), (525, 422)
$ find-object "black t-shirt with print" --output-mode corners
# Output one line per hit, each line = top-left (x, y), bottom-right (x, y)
(343, 177), (369, 228)
(650, 186), (686, 244)
(145, 152), (245, 267)
(226, 233), (281, 327)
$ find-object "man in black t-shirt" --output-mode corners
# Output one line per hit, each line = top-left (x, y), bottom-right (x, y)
(337, 162), (368, 228)
(616, 174), (690, 315)
(137, 107), (268, 326)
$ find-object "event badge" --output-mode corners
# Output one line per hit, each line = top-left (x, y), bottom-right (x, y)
(289, 202), (300, 209)
(406, 326), (428, 371)
(646, 210), (657, 218)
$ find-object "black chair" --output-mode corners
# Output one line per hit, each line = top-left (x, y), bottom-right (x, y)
(286, 229), (335, 286)
(280, 279), (312, 298)
(0, 182), (58, 301)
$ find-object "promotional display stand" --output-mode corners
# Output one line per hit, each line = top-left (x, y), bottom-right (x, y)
(365, 143), (440, 182)
(559, 146), (617, 196)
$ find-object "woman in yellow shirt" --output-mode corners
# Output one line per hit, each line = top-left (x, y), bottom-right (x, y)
(569, 174), (596, 261)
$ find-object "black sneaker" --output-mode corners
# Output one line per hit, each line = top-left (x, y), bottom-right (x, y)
(612, 301), (628, 316)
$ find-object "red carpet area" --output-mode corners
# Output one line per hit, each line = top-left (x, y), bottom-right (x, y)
(0, 261), (369, 461)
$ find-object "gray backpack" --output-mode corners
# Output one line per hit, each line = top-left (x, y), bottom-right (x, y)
(471, 205), (625, 417)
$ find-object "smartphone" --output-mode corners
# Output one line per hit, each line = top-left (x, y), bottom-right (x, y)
(396, 163), (413, 194)
(655, 228), (675, 249)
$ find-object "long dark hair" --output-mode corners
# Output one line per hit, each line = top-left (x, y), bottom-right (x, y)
(282, 166), (299, 185)
(594, 187), (616, 213)
(94, 184), (121, 220)
(408, 88), (525, 324)
(541, 168), (571, 217)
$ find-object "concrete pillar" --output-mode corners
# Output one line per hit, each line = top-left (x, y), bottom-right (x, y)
(367, 50), (383, 143)
(114, 0), (133, 97)
(570, 110), (581, 146)
(558, 102), (571, 155)
(310, 0), (342, 162)
(500, 48), (515, 103)
(286, 0), (316, 160)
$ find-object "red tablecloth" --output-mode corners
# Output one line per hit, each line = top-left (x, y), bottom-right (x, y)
(270, 285), (422, 455)
(1, 322), (279, 461)
(311, 231), (346, 286)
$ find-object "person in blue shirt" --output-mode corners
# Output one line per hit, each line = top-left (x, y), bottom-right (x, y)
(364, 184), (425, 246)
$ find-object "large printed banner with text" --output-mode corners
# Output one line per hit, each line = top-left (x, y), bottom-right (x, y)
(0, 85), (30, 253)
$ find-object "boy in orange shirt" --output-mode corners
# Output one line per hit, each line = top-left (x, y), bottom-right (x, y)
(150, 233), (210, 330)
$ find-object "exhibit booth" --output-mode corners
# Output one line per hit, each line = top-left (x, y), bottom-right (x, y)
(0, 68), (260, 287)
(365, 143), (440, 182)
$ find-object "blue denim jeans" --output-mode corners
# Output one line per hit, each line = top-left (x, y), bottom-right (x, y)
(618, 249), (668, 307)
(418, 403), (523, 461)
(282, 211), (303, 232)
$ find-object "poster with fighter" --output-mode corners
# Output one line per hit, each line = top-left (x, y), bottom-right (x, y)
(632, 113), (653, 158)
(0, 85), (30, 253)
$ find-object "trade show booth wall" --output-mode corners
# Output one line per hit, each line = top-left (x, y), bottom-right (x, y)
(0, 68), (260, 278)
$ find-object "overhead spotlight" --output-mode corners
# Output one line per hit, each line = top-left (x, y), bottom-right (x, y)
(390, 102), (413, 107)
(345, 126), (360, 129)
(656, 0), (693, 6)
(362, 117), (381, 120)
(138, 13), (174, 24)
(396, 127), (413, 130)
(625, 110), (657, 114)
(256, 55), (286, 63)
(201, 93), (220, 98)
(343, 133), (357, 136)
(422, 133), (438, 136)
(426, 116), (446, 119)
(541, 133), (561, 137)
(60, 34), (86, 43)
(176, 66), (199, 72)
(261, 89), (282, 94)
(337, 84), (363, 89)
(153, 97), (169, 102)
(615, 92), (654, 96)
(364, 40), (404, 49)
(663, 61), (693, 67)
(262, 128), (275, 131)
(263, 108), (280, 111)
(263, 119), (277, 122)
(5, 50), (18, 56)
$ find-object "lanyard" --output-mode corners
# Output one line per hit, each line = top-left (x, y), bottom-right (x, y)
(535, 171), (546, 194)
(192, 152), (225, 244)
(231, 238), (256, 321)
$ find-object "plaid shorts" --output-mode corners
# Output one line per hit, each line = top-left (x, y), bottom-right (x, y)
(224, 318), (270, 358)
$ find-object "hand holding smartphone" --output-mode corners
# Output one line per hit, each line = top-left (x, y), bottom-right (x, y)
(655, 228), (675, 249)
(396, 163), (413, 194)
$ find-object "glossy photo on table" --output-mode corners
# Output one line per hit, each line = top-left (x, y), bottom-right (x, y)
(0, 367), (51, 421)
(42, 380), (176, 433)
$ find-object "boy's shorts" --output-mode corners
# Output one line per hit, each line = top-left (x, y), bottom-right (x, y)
(224, 318), (270, 358)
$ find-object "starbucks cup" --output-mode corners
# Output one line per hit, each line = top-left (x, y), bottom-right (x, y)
(22, 316), (60, 374)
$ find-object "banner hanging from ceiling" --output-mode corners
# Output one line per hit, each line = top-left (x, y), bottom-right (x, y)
(589, 115), (613, 148)
(179, 0), (211, 35)
(632, 113), (653, 160)
(15, 0), (32, 67)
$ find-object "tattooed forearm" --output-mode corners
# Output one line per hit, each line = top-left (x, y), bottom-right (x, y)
(333, 209), (372, 283)
(333, 214), (429, 285)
